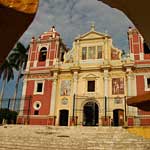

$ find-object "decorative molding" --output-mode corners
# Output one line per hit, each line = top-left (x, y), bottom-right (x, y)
(33, 80), (45, 95)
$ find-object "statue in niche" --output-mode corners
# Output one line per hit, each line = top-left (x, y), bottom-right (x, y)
(64, 48), (74, 63)
(112, 78), (124, 95)
(111, 49), (119, 60)
(60, 80), (71, 96)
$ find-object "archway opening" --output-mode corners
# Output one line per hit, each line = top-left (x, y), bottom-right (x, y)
(39, 47), (47, 62)
(83, 101), (99, 126)
(113, 109), (124, 126)
(59, 109), (69, 126)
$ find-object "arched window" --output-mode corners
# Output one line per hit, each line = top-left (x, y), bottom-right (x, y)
(39, 47), (47, 61)
(143, 41), (150, 54)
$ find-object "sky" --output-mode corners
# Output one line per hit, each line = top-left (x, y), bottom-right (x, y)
(1, 0), (134, 101)
(20, 0), (133, 50)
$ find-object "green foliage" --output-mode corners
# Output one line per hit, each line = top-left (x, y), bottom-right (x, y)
(9, 42), (29, 72)
(0, 109), (18, 124)
(0, 59), (15, 82)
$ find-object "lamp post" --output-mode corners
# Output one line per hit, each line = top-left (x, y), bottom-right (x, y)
(124, 96), (128, 127)
(72, 94), (75, 125)
(27, 96), (32, 125)
(105, 96), (107, 121)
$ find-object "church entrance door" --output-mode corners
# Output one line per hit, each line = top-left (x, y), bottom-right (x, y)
(83, 102), (99, 126)
(59, 109), (69, 126)
(113, 109), (124, 126)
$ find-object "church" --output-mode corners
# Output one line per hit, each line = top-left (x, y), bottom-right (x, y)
(17, 24), (150, 126)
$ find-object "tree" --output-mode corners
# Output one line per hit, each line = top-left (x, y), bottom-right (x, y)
(0, 59), (15, 108)
(9, 42), (29, 110)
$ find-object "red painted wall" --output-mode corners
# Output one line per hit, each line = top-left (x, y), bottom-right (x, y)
(23, 80), (52, 116)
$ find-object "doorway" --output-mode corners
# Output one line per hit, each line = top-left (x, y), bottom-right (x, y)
(59, 109), (69, 126)
(83, 102), (99, 126)
(113, 109), (124, 126)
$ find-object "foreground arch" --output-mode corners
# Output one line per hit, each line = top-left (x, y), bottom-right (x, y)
(98, 0), (150, 46)
(0, 0), (39, 63)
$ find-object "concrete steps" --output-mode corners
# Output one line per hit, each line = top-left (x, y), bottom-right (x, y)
(0, 125), (149, 150)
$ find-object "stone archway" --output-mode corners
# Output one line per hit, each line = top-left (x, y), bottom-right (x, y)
(83, 101), (99, 126)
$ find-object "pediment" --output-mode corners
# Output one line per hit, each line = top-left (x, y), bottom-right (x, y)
(83, 73), (99, 79)
(79, 31), (108, 40)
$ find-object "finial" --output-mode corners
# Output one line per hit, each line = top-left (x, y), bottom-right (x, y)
(90, 21), (95, 31)
(104, 30), (108, 34)
(50, 26), (56, 32)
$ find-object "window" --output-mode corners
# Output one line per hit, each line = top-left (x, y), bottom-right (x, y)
(33, 101), (42, 110)
(34, 110), (39, 115)
(112, 78), (124, 95)
(88, 46), (96, 59)
(82, 47), (87, 60)
(82, 46), (102, 60)
(34, 81), (44, 95)
(37, 83), (43, 92)
(61, 52), (64, 62)
(144, 42), (150, 54)
(147, 78), (150, 88)
(87, 80), (95, 92)
(97, 46), (102, 59)
(39, 47), (47, 61)
(144, 77), (150, 91)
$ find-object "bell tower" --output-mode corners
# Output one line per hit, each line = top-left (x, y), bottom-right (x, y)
(128, 27), (144, 61)
(18, 26), (67, 125)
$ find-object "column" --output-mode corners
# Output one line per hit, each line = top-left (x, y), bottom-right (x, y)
(49, 72), (57, 116)
(72, 71), (78, 125)
(26, 61), (30, 71)
(127, 74), (132, 97)
(104, 69), (109, 97)
(73, 71), (78, 94)
(104, 37), (108, 60)
(103, 69), (109, 125)
(127, 72), (138, 125)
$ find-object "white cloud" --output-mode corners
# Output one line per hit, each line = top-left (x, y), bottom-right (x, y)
(1, 0), (134, 99)
(20, 0), (133, 50)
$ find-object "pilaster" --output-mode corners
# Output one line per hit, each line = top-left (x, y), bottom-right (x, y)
(49, 72), (58, 116)
(19, 79), (27, 116)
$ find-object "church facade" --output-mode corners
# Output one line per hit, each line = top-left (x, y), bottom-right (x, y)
(17, 25), (150, 126)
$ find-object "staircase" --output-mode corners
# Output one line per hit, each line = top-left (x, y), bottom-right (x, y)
(0, 125), (149, 150)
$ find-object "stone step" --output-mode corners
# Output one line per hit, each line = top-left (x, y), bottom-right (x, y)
(0, 142), (149, 150)
(0, 125), (149, 150)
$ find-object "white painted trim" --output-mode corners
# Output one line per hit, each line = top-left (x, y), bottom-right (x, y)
(33, 60), (38, 67)
(24, 78), (53, 81)
(135, 72), (150, 75)
(49, 79), (57, 116)
(46, 59), (50, 67)
(38, 43), (49, 52)
(18, 80), (27, 116)
(33, 101), (42, 110)
(34, 80), (45, 95)
(20, 115), (49, 118)
(130, 53), (134, 60)
(104, 69), (109, 97)
(26, 70), (50, 74)
(26, 61), (30, 71)
(139, 53), (144, 60)
(144, 75), (150, 91)
(80, 59), (104, 64)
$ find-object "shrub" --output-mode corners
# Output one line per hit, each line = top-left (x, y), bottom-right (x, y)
(0, 109), (18, 124)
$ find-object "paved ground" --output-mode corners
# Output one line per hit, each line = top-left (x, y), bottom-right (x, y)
(0, 125), (149, 150)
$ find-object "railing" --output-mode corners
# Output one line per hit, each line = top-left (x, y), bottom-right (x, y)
(0, 96), (150, 126)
